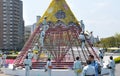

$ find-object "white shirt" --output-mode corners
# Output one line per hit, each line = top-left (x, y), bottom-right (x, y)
(46, 61), (52, 69)
(73, 60), (82, 69)
(109, 60), (115, 69)
(27, 52), (33, 59)
(82, 65), (95, 76)
(24, 59), (32, 66)
(40, 30), (45, 38)
(79, 34), (85, 41)
(2, 54), (7, 59)
(0, 57), (2, 64)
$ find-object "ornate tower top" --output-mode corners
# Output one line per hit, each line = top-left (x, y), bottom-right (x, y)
(37, 0), (79, 26)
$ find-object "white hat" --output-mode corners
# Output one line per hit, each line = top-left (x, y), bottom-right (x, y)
(28, 49), (32, 52)
(40, 28), (42, 31)
(35, 43), (38, 46)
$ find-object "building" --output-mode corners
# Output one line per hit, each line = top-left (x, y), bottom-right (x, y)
(24, 16), (40, 44)
(0, 0), (24, 51)
(31, 16), (41, 34)
(24, 25), (31, 42)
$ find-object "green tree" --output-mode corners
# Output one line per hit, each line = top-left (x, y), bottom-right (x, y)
(100, 33), (120, 48)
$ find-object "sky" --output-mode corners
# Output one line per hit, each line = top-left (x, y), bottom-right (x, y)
(22, 0), (120, 38)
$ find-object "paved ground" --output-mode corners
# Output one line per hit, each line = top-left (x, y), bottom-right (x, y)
(0, 54), (120, 76)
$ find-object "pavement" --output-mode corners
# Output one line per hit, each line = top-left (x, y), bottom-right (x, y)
(0, 53), (120, 76)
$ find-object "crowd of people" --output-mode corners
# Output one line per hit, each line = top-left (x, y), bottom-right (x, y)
(22, 49), (115, 76)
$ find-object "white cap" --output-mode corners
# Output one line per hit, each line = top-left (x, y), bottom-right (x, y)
(35, 43), (38, 46)
(40, 28), (42, 31)
(28, 49), (32, 52)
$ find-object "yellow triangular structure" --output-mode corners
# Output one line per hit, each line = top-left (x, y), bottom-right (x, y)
(37, 0), (79, 25)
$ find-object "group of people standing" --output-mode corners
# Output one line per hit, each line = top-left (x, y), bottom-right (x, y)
(73, 55), (100, 76)
(73, 54), (115, 76)
(23, 49), (52, 76)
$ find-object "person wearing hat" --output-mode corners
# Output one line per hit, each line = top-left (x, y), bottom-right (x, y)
(27, 49), (33, 69)
(108, 56), (115, 76)
(24, 56), (32, 76)
(80, 20), (85, 32)
(42, 16), (49, 32)
(79, 32), (85, 49)
(89, 31), (94, 46)
(2, 53), (7, 67)
(39, 28), (45, 47)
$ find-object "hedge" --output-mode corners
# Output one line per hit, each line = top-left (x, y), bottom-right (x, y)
(6, 55), (17, 59)
(114, 56), (120, 64)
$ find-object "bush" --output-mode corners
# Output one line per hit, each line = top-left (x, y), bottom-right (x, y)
(114, 56), (120, 64)
(7, 55), (17, 59)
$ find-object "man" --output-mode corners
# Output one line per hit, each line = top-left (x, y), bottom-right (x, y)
(73, 57), (83, 76)
(89, 32), (94, 46)
(80, 20), (85, 32)
(42, 17), (49, 32)
(0, 55), (2, 71)
(82, 60), (95, 76)
(79, 32), (85, 49)
(24, 56), (32, 76)
(46, 58), (52, 76)
(108, 56), (115, 76)
(40, 29), (45, 47)
(27, 49), (33, 69)
(2, 53), (7, 67)
(88, 55), (101, 76)
(99, 49), (104, 66)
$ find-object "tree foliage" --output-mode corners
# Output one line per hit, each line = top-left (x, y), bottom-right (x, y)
(100, 33), (120, 48)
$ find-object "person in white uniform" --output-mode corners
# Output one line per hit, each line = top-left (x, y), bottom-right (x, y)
(46, 58), (52, 76)
(108, 56), (115, 76)
(42, 17), (49, 32)
(40, 29), (45, 47)
(0, 55), (2, 70)
(80, 20), (85, 32)
(82, 60), (95, 76)
(24, 56), (32, 76)
(73, 56), (83, 76)
(99, 49), (104, 66)
(2, 53), (7, 66)
(27, 49), (33, 69)
(89, 31), (94, 46)
(79, 32), (85, 49)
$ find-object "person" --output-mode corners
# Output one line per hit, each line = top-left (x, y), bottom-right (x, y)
(80, 20), (85, 32)
(27, 49), (33, 69)
(73, 56), (83, 76)
(108, 56), (115, 76)
(82, 60), (95, 76)
(79, 32), (85, 49)
(0, 55), (2, 71)
(33, 43), (39, 52)
(23, 56), (32, 76)
(42, 17), (49, 32)
(88, 55), (101, 76)
(89, 31), (94, 46)
(40, 28), (45, 47)
(46, 58), (52, 76)
(2, 53), (7, 67)
(33, 52), (38, 62)
(99, 49), (104, 66)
